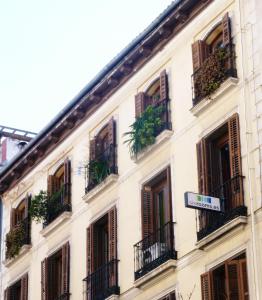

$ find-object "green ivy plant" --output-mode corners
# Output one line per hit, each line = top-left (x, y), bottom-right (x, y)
(6, 224), (25, 259)
(123, 105), (164, 156)
(88, 159), (109, 185)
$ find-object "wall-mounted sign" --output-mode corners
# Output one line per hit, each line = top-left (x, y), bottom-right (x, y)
(184, 192), (221, 212)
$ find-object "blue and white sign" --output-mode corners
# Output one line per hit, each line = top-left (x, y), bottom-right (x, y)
(184, 192), (221, 212)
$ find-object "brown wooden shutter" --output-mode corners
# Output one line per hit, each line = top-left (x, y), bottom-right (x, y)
(226, 260), (240, 299)
(20, 273), (28, 300)
(63, 159), (71, 205)
(222, 13), (231, 46)
(201, 272), (212, 300)
(192, 40), (209, 72)
(166, 166), (173, 223)
(47, 175), (55, 197)
(4, 288), (10, 300)
(89, 139), (96, 161)
(239, 258), (249, 299)
(24, 195), (31, 219)
(10, 208), (16, 228)
(86, 225), (94, 275)
(141, 186), (154, 239)
(62, 241), (70, 297)
(196, 139), (209, 195)
(108, 118), (117, 173)
(135, 92), (146, 118)
(108, 206), (117, 261)
(159, 70), (168, 102)
(41, 258), (48, 300)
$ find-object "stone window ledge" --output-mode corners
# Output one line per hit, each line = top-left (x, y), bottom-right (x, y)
(134, 259), (177, 289)
(83, 174), (119, 204)
(190, 77), (239, 117)
(105, 295), (119, 300)
(196, 216), (248, 250)
(40, 211), (72, 237)
(3, 244), (32, 268)
(132, 129), (173, 163)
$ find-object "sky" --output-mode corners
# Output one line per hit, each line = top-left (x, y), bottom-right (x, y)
(0, 0), (173, 133)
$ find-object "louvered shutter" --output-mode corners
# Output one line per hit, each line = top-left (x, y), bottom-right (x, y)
(62, 242), (70, 299)
(239, 258), (249, 299)
(222, 13), (231, 46)
(4, 288), (10, 300)
(141, 187), (154, 240)
(41, 258), (48, 300)
(10, 208), (16, 228)
(47, 175), (56, 197)
(86, 225), (94, 275)
(166, 166), (173, 223)
(192, 40), (209, 72)
(20, 273), (28, 300)
(89, 139), (96, 161)
(201, 272), (212, 300)
(24, 195), (31, 219)
(159, 70), (168, 102)
(228, 113), (243, 208)
(108, 206), (117, 287)
(135, 92), (146, 118)
(226, 260), (240, 299)
(107, 118), (116, 173)
(63, 159), (71, 206)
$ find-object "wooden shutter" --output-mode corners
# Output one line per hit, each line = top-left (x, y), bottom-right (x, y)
(62, 241), (70, 297)
(108, 206), (117, 261)
(89, 139), (96, 161)
(222, 13), (231, 46)
(159, 70), (168, 102)
(201, 272), (212, 300)
(24, 195), (31, 219)
(108, 118), (116, 173)
(41, 258), (48, 300)
(196, 139), (210, 195)
(63, 159), (71, 205)
(4, 288), (10, 300)
(228, 113), (243, 207)
(86, 225), (94, 275)
(47, 175), (58, 197)
(135, 92), (146, 118)
(20, 273), (28, 300)
(141, 186), (154, 239)
(166, 166), (173, 223)
(10, 208), (16, 228)
(192, 40), (209, 72)
(226, 260), (240, 299)
(239, 258), (249, 299)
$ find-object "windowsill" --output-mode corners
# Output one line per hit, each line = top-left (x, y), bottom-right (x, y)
(40, 211), (72, 237)
(134, 259), (177, 289)
(83, 174), (119, 203)
(3, 244), (32, 268)
(132, 129), (173, 163)
(196, 215), (248, 250)
(105, 295), (119, 300)
(190, 77), (239, 117)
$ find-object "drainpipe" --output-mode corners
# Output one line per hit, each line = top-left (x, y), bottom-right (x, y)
(237, 0), (260, 299)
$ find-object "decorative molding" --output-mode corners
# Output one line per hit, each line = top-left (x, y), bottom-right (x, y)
(40, 211), (72, 237)
(190, 77), (239, 117)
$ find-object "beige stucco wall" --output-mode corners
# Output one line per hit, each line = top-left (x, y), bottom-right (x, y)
(1, 0), (262, 299)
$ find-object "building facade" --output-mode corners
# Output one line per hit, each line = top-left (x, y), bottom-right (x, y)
(0, 0), (262, 299)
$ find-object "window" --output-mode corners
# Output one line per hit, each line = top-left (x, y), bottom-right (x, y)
(191, 13), (237, 105)
(41, 242), (70, 300)
(6, 196), (31, 260)
(201, 253), (249, 299)
(4, 273), (28, 300)
(134, 167), (176, 279)
(159, 291), (176, 300)
(85, 207), (119, 300)
(196, 114), (246, 240)
(45, 159), (71, 226)
(87, 118), (117, 192)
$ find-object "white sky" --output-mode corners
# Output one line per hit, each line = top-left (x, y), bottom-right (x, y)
(0, 0), (173, 133)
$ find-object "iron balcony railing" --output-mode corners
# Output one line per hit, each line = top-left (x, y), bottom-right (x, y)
(6, 217), (31, 260)
(134, 221), (177, 280)
(44, 183), (71, 227)
(192, 43), (237, 106)
(197, 175), (247, 241)
(83, 259), (119, 300)
(85, 144), (118, 193)
(54, 293), (70, 300)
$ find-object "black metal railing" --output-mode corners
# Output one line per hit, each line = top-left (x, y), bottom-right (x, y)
(54, 293), (70, 300)
(192, 43), (237, 106)
(86, 144), (117, 192)
(44, 184), (71, 227)
(6, 217), (31, 259)
(197, 175), (246, 241)
(83, 259), (119, 300)
(134, 221), (177, 280)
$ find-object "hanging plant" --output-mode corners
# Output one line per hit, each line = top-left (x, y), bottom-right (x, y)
(123, 104), (164, 156)
(6, 223), (25, 259)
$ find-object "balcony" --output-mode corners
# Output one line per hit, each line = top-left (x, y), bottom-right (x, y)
(86, 145), (118, 193)
(44, 185), (71, 227)
(197, 175), (247, 241)
(83, 259), (119, 300)
(5, 217), (31, 260)
(192, 43), (237, 106)
(134, 221), (177, 280)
